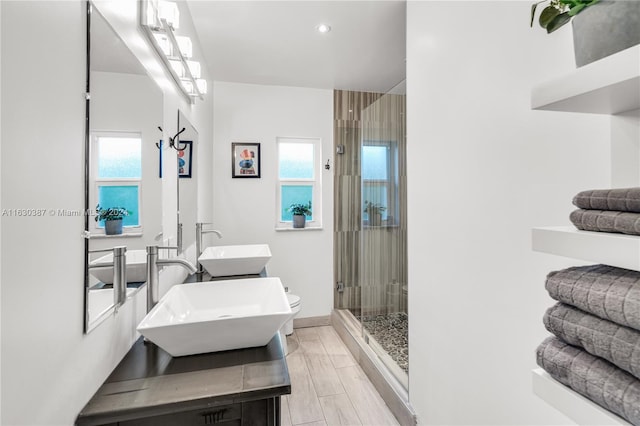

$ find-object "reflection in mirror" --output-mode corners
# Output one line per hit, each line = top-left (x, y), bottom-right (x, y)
(85, 4), (164, 332)
(177, 111), (198, 261)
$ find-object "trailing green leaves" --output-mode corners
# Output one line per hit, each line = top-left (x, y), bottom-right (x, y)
(546, 12), (572, 32)
(530, 0), (599, 32)
(539, 5), (561, 28)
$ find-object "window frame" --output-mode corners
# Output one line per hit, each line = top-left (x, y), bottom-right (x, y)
(276, 136), (322, 229)
(362, 139), (399, 227)
(90, 131), (143, 235)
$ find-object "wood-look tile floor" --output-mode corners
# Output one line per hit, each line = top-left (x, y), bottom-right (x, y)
(281, 326), (400, 426)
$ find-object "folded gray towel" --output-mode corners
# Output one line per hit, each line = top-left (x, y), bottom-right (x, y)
(546, 264), (640, 332)
(570, 209), (640, 236)
(544, 303), (640, 380)
(537, 336), (640, 425)
(574, 188), (640, 213)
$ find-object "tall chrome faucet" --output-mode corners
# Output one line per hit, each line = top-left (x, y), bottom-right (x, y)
(196, 222), (223, 274)
(88, 246), (127, 309)
(146, 245), (197, 313)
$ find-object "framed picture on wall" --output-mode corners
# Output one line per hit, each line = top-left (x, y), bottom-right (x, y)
(178, 140), (193, 178)
(232, 142), (261, 178)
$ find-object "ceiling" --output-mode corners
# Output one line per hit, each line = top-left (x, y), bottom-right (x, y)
(186, 1), (406, 93)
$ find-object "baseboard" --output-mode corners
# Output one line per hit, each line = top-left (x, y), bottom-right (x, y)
(331, 309), (416, 426)
(293, 315), (331, 329)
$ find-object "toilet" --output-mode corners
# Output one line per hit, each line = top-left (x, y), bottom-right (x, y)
(280, 293), (301, 356)
(283, 293), (301, 335)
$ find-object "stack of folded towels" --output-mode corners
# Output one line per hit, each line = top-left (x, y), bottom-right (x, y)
(571, 187), (640, 235)
(536, 188), (640, 425)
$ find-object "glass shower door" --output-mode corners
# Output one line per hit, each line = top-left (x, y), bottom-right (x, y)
(360, 80), (408, 386)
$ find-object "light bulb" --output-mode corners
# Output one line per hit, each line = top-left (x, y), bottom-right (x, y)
(153, 33), (172, 56)
(181, 79), (195, 95)
(186, 61), (201, 79)
(144, 0), (159, 27)
(169, 60), (185, 77)
(176, 36), (192, 58)
(196, 79), (207, 95)
(158, 1), (179, 30)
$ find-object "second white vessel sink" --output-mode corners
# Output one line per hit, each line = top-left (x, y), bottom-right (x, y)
(198, 244), (272, 277)
(89, 249), (150, 284)
(137, 277), (292, 356)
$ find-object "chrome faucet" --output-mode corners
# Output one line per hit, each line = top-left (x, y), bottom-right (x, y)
(146, 245), (197, 313)
(88, 246), (127, 309)
(196, 222), (223, 274)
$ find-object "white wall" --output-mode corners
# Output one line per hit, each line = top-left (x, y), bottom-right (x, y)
(212, 81), (333, 319)
(406, 2), (610, 424)
(0, 1), (213, 424)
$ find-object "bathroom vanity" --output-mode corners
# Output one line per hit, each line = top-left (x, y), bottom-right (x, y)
(76, 334), (290, 426)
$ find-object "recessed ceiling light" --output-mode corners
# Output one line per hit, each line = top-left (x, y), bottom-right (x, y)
(316, 24), (331, 34)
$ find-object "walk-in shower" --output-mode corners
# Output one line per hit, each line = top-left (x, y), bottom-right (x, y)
(334, 80), (408, 388)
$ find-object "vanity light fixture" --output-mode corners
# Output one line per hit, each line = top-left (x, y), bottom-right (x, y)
(316, 24), (331, 34)
(140, 0), (207, 103)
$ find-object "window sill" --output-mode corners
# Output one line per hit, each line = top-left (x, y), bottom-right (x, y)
(275, 226), (323, 232)
(90, 232), (143, 239)
(364, 224), (399, 229)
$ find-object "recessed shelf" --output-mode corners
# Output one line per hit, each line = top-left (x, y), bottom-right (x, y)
(531, 45), (640, 114)
(532, 369), (630, 425)
(532, 226), (640, 271)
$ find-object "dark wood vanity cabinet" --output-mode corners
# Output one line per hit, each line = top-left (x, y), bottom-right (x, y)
(106, 398), (279, 426)
(77, 335), (290, 426)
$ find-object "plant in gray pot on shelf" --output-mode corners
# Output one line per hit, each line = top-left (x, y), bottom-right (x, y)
(95, 205), (130, 235)
(363, 201), (386, 227)
(288, 201), (312, 229)
(531, 0), (640, 67)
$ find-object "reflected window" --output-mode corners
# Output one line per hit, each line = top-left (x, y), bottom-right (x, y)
(362, 141), (398, 225)
(92, 133), (142, 231)
(277, 137), (321, 225)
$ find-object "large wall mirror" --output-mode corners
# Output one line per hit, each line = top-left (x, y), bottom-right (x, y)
(84, 3), (165, 332)
(177, 110), (198, 260)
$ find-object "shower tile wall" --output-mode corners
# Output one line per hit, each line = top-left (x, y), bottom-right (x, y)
(333, 90), (407, 317)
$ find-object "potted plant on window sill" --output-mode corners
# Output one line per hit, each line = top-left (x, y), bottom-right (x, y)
(364, 201), (386, 227)
(531, 0), (640, 67)
(288, 201), (312, 229)
(95, 205), (130, 235)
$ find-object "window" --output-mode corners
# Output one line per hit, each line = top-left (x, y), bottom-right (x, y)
(91, 132), (142, 233)
(277, 137), (322, 228)
(362, 141), (398, 226)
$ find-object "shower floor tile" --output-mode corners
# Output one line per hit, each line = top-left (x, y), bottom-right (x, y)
(359, 312), (408, 373)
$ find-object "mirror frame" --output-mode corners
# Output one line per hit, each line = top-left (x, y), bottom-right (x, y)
(83, 1), (92, 333)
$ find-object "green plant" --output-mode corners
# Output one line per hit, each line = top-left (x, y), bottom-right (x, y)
(95, 204), (130, 222)
(363, 201), (386, 215)
(531, 0), (599, 33)
(287, 201), (312, 216)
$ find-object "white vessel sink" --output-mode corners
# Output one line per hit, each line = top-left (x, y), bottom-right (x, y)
(137, 277), (292, 356)
(89, 249), (149, 284)
(87, 287), (135, 324)
(198, 244), (272, 277)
